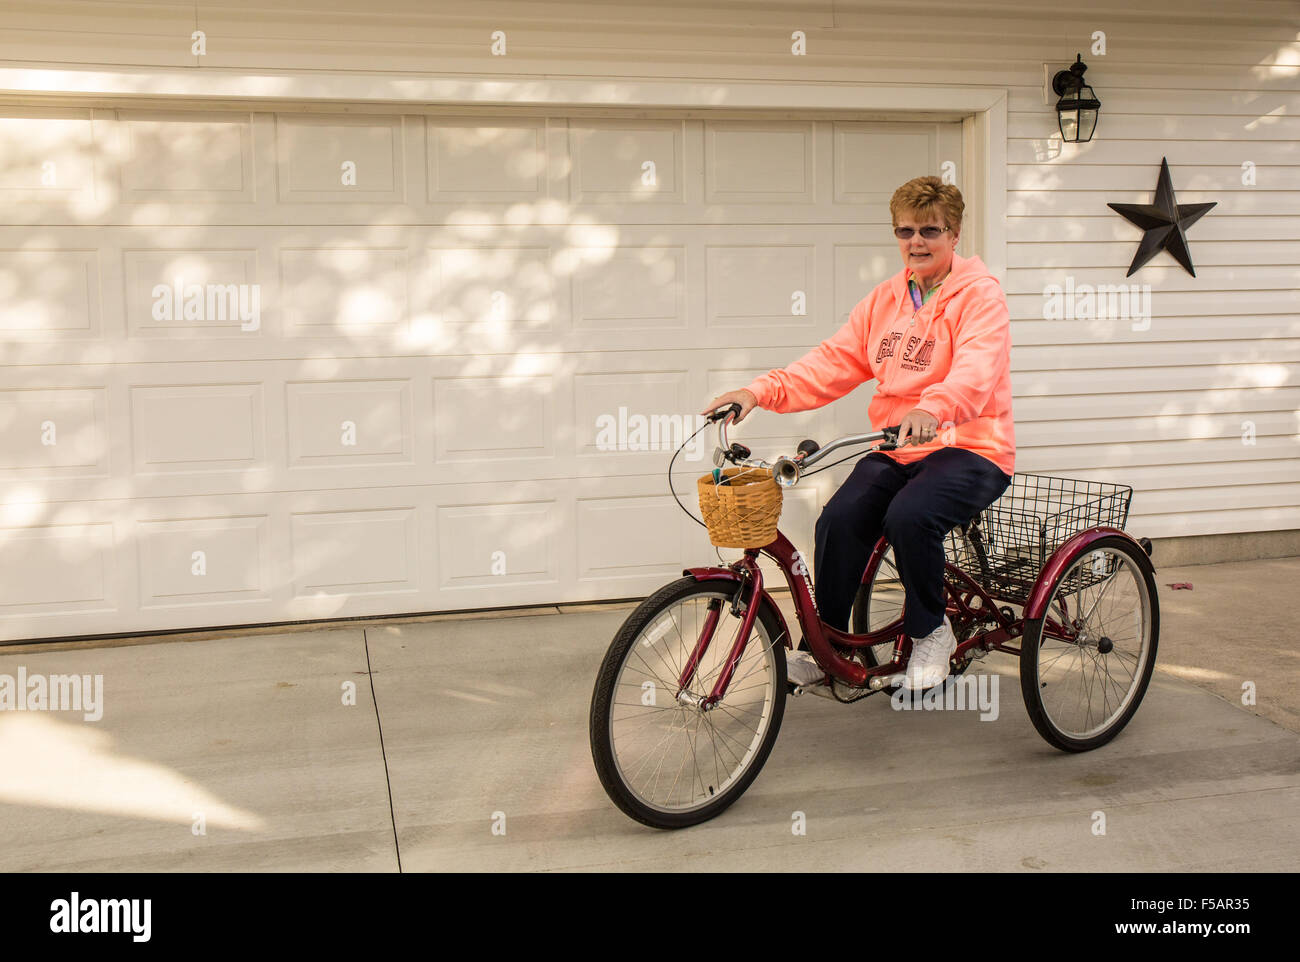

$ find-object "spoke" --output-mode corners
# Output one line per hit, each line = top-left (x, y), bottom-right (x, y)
(700, 712), (745, 772)
(699, 709), (725, 794)
(702, 712), (762, 757)
(624, 707), (685, 778)
(1039, 639), (1080, 673)
(725, 629), (785, 689)
(665, 603), (694, 681)
(698, 727), (747, 781)
(636, 709), (686, 803)
(667, 712), (701, 806)
(1077, 557), (1124, 626)
(611, 705), (686, 726)
(709, 700), (764, 740)
(645, 621), (688, 687)
(711, 699), (766, 722)
(628, 646), (681, 692)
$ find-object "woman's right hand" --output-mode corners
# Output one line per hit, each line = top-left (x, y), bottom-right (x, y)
(700, 389), (758, 423)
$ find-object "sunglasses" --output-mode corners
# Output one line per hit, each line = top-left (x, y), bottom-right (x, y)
(894, 226), (951, 240)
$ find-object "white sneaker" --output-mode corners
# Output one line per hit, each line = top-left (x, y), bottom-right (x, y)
(901, 616), (957, 691)
(786, 650), (825, 687)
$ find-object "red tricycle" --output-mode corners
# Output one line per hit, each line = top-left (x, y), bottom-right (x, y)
(589, 404), (1160, 829)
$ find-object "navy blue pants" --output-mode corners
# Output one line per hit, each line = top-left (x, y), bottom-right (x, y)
(812, 447), (1012, 638)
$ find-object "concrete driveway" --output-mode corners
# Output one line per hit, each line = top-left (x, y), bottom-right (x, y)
(1, 557), (1296, 872)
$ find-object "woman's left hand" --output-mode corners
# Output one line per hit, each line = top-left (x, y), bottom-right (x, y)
(898, 408), (940, 446)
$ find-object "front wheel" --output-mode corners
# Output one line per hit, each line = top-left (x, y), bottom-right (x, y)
(589, 576), (788, 829)
(1020, 535), (1159, 752)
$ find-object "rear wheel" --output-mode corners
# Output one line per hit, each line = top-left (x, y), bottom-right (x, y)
(851, 539), (974, 681)
(589, 577), (787, 829)
(1020, 535), (1159, 751)
(851, 541), (906, 669)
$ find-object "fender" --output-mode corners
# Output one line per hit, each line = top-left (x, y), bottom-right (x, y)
(682, 566), (794, 650)
(1023, 527), (1156, 621)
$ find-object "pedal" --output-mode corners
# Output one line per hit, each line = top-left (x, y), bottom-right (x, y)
(869, 672), (906, 691)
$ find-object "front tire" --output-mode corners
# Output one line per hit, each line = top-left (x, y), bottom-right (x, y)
(589, 577), (788, 829)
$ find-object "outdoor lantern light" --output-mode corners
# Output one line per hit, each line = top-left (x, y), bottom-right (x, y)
(1053, 54), (1101, 143)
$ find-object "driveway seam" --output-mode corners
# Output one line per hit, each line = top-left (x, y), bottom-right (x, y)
(364, 627), (402, 873)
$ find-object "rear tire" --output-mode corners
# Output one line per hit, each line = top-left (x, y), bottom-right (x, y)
(1019, 535), (1159, 752)
(851, 541), (906, 669)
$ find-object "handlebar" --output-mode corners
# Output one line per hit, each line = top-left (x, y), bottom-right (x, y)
(707, 405), (900, 487)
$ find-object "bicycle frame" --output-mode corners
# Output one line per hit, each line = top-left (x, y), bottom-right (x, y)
(680, 529), (1032, 701)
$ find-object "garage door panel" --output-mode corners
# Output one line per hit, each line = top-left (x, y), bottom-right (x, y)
(569, 119), (684, 203)
(423, 245), (564, 334)
(0, 105), (958, 639)
(0, 387), (108, 478)
(575, 369), (694, 459)
(116, 109), (255, 201)
(0, 522), (116, 614)
(0, 248), (101, 338)
(705, 244), (818, 327)
(0, 107), (96, 199)
(276, 113), (404, 202)
(285, 379), (413, 467)
(835, 123), (942, 205)
(575, 494), (696, 583)
(705, 120), (815, 203)
(137, 514), (272, 609)
(279, 247), (407, 336)
(130, 383), (264, 475)
(436, 501), (560, 590)
(124, 248), (260, 336)
(290, 507), (419, 599)
(426, 116), (549, 200)
(433, 375), (556, 464)
(571, 245), (687, 330)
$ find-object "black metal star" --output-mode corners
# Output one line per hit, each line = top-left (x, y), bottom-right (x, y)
(1108, 157), (1215, 277)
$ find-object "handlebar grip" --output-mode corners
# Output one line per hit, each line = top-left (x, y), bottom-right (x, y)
(709, 402), (743, 423)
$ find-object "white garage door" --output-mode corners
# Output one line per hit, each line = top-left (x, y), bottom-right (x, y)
(0, 103), (963, 641)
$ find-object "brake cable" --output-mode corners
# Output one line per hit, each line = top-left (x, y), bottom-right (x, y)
(668, 418), (714, 531)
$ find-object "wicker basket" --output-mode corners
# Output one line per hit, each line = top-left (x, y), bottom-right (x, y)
(697, 466), (783, 548)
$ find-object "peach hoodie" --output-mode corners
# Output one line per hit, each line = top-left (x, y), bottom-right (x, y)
(744, 252), (1015, 476)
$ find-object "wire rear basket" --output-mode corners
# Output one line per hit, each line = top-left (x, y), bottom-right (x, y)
(945, 474), (1133, 604)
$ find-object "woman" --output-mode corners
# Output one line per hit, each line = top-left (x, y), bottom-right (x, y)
(701, 175), (1015, 691)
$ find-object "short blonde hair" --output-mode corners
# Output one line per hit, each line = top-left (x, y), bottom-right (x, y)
(890, 176), (964, 235)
